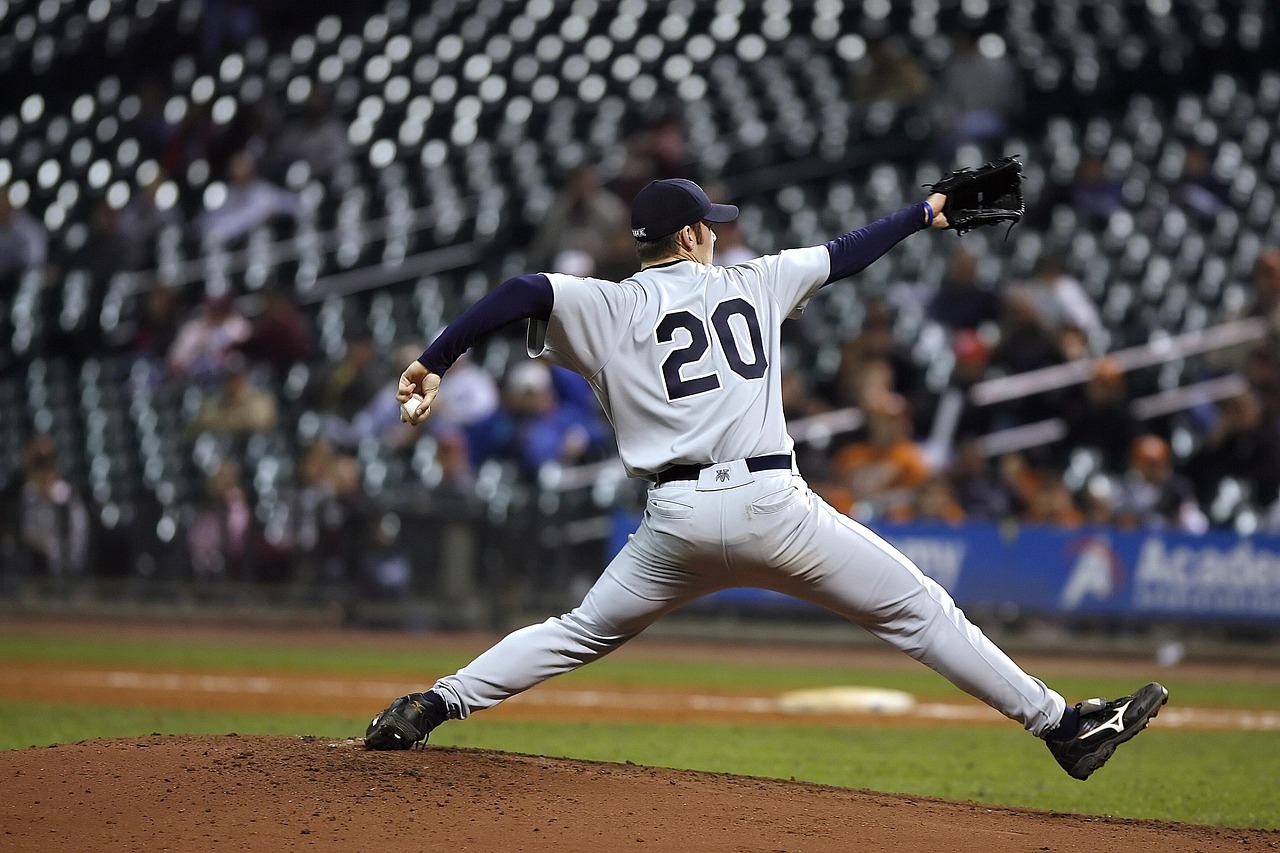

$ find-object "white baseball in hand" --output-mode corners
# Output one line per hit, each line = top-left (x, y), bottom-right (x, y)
(402, 394), (426, 420)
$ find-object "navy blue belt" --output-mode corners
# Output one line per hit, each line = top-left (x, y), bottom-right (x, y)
(652, 454), (793, 485)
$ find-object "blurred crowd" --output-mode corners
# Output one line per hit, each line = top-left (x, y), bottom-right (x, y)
(3, 15), (1280, 592)
(781, 237), (1280, 535)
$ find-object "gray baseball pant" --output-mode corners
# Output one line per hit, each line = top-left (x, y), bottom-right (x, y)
(433, 468), (1066, 736)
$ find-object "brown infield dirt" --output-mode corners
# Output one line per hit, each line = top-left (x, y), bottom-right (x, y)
(1, 734), (1275, 853)
(2, 619), (1278, 851)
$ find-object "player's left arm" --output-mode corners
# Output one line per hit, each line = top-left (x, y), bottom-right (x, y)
(763, 194), (948, 319)
(823, 193), (948, 285)
(397, 273), (553, 425)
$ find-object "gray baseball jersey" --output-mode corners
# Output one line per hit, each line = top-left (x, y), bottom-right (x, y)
(526, 248), (827, 478)
(433, 236), (1066, 740)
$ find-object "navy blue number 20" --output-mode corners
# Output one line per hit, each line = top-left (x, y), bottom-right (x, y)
(656, 298), (767, 400)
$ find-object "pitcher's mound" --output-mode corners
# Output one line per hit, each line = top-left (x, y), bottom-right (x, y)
(0, 734), (1265, 852)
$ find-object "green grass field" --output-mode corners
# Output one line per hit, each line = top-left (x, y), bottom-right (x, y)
(3, 628), (1278, 829)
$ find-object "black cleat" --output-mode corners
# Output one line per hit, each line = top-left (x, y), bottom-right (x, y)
(364, 692), (446, 751)
(1046, 681), (1168, 780)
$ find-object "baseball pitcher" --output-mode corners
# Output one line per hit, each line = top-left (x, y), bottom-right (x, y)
(368, 175), (1166, 780)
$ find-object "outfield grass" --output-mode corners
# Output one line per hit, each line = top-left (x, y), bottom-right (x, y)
(3, 631), (1278, 829)
(3, 631), (1279, 708)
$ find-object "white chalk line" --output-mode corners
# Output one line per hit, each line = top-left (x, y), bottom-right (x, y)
(12, 669), (1280, 732)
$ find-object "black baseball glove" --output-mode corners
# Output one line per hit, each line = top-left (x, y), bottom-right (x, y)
(926, 155), (1024, 235)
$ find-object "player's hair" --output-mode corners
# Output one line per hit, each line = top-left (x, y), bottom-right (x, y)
(635, 233), (680, 263)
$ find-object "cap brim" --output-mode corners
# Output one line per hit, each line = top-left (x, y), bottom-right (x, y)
(704, 202), (739, 223)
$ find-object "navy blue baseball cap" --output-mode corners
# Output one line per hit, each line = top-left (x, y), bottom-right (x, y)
(630, 178), (739, 242)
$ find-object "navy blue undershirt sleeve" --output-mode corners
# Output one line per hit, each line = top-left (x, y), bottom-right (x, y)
(418, 273), (553, 374)
(823, 202), (932, 286)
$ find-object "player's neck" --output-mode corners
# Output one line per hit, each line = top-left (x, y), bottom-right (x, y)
(640, 248), (705, 270)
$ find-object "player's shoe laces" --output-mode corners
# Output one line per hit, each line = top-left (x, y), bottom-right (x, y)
(1046, 681), (1168, 780)
(364, 692), (447, 751)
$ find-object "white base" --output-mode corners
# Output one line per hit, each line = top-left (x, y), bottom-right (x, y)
(776, 686), (916, 715)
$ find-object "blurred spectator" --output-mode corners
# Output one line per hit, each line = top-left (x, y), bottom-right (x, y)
(593, 229), (643, 282)
(363, 513), (413, 601)
(927, 246), (1002, 331)
(65, 199), (144, 276)
(1011, 251), (1102, 342)
(198, 151), (302, 245)
(1173, 144), (1228, 223)
(818, 301), (927, 422)
(932, 27), (1023, 162)
(1027, 154), (1124, 231)
(119, 283), (182, 369)
(1248, 246), (1280, 332)
(820, 349), (893, 414)
(859, 302), (927, 412)
(238, 284), (311, 374)
(118, 173), (186, 264)
(1211, 246), (1280, 373)
(1187, 388), (1280, 508)
(949, 438), (1012, 521)
(997, 451), (1041, 517)
(320, 343), (424, 450)
(1243, 342), (1280, 423)
(1114, 435), (1208, 533)
(988, 297), (1071, 437)
(527, 162), (630, 276)
(615, 105), (689, 202)
(1, 435), (58, 553)
(469, 361), (609, 478)
(846, 32), (933, 110)
(1066, 154), (1124, 228)
(308, 328), (382, 420)
(710, 218), (759, 267)
(891, 474), (966, 525)
(216, 94), (281, 170)
(164, 100), (223, 189)
(270, 87), (352, 179)
(947, 330), (999, 439)
(781, 365), (832, 478)
(168, 292), (252, 384)
(200, 0), (261, 66)
(127, 77), (177, 161)
(188, 461), (253, 579)
(19, 453), (89, 577)
(432, 432), (479, 503)
(781, 366), (830, 421)
(0, 189), (48, 280)
(1056, 326), (1090, 362)
(1023, 471), (1084, 528)
(1060, 357), (1138, 472)
(1079, 477), (1118, 527)
(320, 455), (372, 581)
(271, 442), (370, 585)
(186, 355), (279, 437)
(828, 392), (931, 519)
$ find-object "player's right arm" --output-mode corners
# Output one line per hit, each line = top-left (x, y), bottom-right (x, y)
(397, 273), (553, 425)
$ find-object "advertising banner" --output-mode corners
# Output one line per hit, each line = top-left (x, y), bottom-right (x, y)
(607, 511), (1280, 622)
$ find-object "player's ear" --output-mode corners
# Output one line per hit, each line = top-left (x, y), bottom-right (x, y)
(678, 223), (696, 250)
